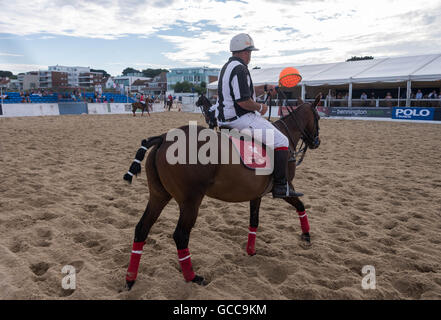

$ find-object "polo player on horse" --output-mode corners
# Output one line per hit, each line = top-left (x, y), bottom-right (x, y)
(212, 33), (303, 198)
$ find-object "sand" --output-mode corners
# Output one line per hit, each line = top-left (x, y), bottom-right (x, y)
(0, 112), (440, 300)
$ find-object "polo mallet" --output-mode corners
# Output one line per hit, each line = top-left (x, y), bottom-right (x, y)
(264, 84), (273, 121)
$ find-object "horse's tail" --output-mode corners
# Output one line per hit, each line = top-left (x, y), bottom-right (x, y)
(123, 136), (163, 184)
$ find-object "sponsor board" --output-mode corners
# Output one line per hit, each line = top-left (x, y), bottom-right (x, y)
(330, 107), (392, 118)
(317, 106), (331, 117)
(58, 102), (88, 115)
(392, 107), (435, 121)
(434, 108), (441, 121)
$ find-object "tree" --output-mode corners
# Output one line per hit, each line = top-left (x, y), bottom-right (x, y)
(141, 68), (169, 78)
(0, 70), (14, 78)
(173, 81), (193, 93)
(194, 81), (207, 95)
(91, 69), (110, 77)
(122, 67), (141, 75)
(346, 56), (374, 62)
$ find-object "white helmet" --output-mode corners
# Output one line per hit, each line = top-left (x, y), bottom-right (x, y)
(230, 33), (259, 52)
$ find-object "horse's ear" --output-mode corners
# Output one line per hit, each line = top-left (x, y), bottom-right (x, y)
(313, 93), (322, 108)
(297, 97), (304, 105)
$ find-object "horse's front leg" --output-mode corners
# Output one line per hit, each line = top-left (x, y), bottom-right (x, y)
(283, 196), (311, 244)
(247, 197), (261, 256)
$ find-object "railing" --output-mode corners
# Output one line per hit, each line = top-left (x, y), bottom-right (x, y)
(256, 98), (441, 108)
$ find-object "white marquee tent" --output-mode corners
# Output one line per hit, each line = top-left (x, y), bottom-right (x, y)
(207, 53), (441, 106)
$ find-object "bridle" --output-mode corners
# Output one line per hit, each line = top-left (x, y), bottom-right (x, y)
(268, 88), (321, 166)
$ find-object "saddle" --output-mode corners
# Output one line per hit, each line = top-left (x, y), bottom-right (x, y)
(219, 130), (273, 171)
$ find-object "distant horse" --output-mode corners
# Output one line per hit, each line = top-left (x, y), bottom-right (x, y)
(131, 99), (151, 117)
(123, 94), (322, 289)
(195, 95), (217, 129)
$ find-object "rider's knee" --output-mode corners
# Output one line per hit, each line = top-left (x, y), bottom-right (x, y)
(274, 133), (289, 149)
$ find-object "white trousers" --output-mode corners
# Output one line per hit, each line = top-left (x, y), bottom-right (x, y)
(220, 112), (289, 149)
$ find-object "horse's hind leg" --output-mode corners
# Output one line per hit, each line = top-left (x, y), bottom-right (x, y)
(247, 198), (261, 256)
(283, 196), (311, 244)
(173, 197), (207, 286)
(126, 192), (171, 290)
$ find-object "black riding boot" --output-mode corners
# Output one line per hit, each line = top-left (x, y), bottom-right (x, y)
(272, 149), (304, 198)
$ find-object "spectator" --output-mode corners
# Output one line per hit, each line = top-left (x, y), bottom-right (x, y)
(385, 92), (393, 99)
(370, 92), (376, 107)
(168, 94), (173, 111)
(415, 90), (423, 99)
(428, 90), (438, 99)
(360, 92), (368, 100)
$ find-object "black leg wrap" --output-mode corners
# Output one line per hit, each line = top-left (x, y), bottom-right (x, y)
(123, 173), (133, 184)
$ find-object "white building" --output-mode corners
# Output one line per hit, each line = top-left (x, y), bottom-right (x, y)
(18, 72), (40, 90)
(48, 65), (90, 87)
(112, 75), (152, 90)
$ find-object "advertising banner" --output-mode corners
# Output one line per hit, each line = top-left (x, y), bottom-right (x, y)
(330, 107), (392, 118)
(58, 102), (88, 115)
(392, 107), (435, 121)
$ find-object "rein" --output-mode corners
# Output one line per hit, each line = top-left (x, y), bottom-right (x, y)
(274, 106), (309, 166)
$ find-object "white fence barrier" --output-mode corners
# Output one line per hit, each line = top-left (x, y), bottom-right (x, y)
(87, 103), (111, 114)
(1, 103), (59, 117)
(0, 102), (199, 118)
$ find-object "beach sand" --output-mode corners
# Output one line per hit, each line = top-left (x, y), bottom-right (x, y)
(0, 112), (440, 300)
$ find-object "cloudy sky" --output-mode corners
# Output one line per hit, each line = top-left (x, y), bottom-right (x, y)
(1, 0), (440, 76)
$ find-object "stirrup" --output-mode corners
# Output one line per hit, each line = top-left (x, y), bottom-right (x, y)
(272, 182), (304, 198)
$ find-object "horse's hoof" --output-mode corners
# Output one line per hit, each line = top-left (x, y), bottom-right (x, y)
(126, 280), (135, 291)
(192, 275), (208, 286)
(301, 233), (311, 244)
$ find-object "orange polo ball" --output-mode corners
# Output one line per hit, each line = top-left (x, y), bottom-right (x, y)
(279, 67), (302, 88)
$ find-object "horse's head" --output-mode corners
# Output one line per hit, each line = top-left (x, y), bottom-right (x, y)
(280, 93), (321, 150)
(195, 94), (211, 109)
(300, 94), (321, 149)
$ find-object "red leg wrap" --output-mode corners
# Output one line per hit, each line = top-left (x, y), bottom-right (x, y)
(297, 211), (310, 233)
(126, 241), (145, 282)
(177, 248), (195, 282)
(247, 227), (258, 256)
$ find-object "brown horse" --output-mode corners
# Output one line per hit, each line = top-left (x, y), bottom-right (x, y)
(123, 94), (321, 289)
(131, 98), (151, 117)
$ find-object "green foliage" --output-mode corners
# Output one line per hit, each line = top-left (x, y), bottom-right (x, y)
(141, 68), (169, 78)
(346, 56), (374, 62)
(173, 81), (207, 94)
(0, 70), (14, 78)
(122, 67), (141, 75)
(173, 81), (193, 93)
(91, 69), (110, 77)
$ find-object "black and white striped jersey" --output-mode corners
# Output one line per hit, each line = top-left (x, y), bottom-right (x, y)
(214, 56), (256, 122)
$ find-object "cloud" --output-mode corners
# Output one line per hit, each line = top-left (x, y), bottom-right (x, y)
(0, 0), (440, 69)
(0, 52), (24, 57)
(0, 63), (47, 73)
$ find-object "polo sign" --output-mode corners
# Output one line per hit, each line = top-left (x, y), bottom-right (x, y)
(393, 107), (434, 120)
